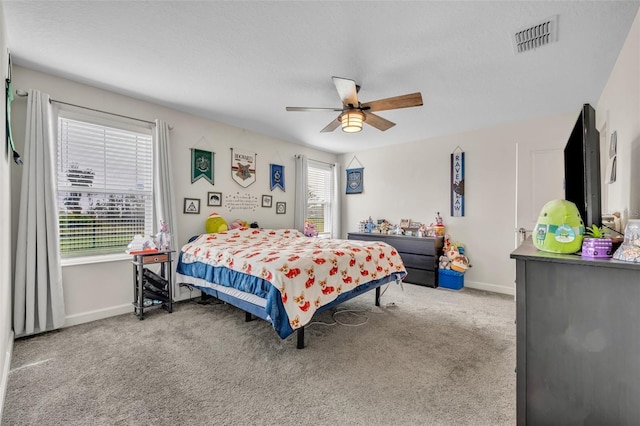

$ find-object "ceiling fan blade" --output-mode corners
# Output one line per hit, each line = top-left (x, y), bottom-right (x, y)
(332, 76), (359, 107)
(362, 92), (423, 112)
(364, 112), (396, 131)
(320, 117), (341, 133)
(286, 106), (344, 112)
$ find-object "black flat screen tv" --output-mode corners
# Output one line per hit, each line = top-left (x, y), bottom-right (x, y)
(564, 103), (601, 227)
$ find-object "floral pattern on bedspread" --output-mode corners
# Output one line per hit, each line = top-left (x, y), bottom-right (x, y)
(180, 228), (406, 331)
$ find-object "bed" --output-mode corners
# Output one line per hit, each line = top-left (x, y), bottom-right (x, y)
(176, 228), (407, 348)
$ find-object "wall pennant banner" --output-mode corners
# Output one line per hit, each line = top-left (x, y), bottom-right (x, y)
(270, 163), (285, 191)
(231, 148), (256, 188)
(346, 168), (364, 194)
(451, 149), (465, 217)
(191, 148), (214, 184)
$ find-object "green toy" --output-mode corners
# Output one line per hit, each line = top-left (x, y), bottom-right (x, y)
(205, 212), (229, 234)
(533, 199), (585, 254)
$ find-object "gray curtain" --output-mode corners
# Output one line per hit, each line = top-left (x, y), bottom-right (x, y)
(14, 89), (65, 337)
(294, 154), (308, 232)
(153, 119), (178, 291)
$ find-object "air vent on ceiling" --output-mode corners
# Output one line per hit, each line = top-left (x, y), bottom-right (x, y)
(513, 15), (558, 54)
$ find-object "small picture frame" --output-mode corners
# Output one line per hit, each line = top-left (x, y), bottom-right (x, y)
(207, 191), (222, 207)
(276, 201), (286, 214)
(261, 194), (272, 208)
(184, 198), (200, 214)
(400, 219), (411, 229)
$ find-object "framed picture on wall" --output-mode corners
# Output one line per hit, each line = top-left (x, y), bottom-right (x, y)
(276, 202), (286, 214)
(207, 191), (222, 207)
(262, 194), (272, 208)
(184, 198), (200, 214)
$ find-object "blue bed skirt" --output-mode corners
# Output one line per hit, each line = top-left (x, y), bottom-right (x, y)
(177, 252), (402, 339)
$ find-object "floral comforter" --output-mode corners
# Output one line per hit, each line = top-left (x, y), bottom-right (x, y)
(179, 228), (406, 335)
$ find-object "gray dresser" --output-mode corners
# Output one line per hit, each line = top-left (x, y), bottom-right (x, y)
(511, 238), (640, 424)
(347, 232), (443, 287)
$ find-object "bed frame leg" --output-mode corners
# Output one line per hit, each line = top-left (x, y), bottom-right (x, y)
(375, 286), (381, 306)
(296, 327), (305, 349)
(197, 292), (211, 305)
(245, 311), (255, 322)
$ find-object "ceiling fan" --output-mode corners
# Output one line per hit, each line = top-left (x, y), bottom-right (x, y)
(286, 76), (423, 133)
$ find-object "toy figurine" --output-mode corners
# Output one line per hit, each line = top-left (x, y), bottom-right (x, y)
(365, 216), (375, 233)
(156, 220), (171, 250)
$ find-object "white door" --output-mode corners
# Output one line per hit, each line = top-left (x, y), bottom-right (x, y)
(514, 143), (565, 247)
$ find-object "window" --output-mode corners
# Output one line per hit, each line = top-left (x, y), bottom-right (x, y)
(306, 160), (334, 237)
(56, 112), (153, 257)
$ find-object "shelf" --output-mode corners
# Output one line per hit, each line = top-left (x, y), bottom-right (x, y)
(132, 250), (174, 319)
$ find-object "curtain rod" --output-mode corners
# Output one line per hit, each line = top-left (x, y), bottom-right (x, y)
(295, 154), (335, 167)
(15, 89), (170, 128)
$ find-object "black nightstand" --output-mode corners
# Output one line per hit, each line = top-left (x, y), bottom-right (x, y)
(131, 251), (174, 319)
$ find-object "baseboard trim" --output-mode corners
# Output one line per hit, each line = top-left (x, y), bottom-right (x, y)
(464, 280), (514, 296)
(0, 330), (14, 424)
(64, 304), (132, 328)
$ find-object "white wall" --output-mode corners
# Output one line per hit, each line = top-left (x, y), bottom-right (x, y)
(596, 8), (640, 224)
(0, 2), (14, 420)
(339, 9), (640, 296)
(9, 66), (337, 325)
(340, 113), (576, 295)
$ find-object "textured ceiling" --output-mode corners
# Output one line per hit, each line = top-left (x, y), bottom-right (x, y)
(3, 1), (639, 154)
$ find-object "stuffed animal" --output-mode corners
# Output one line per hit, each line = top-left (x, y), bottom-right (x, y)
(439, 255), (452, 269)
(205, 212), (228, 234)
(304, 220), (318, 237)
(228, 219), (248, 230)
(443, 243), (469, 273)
(533, 199), (584, 254)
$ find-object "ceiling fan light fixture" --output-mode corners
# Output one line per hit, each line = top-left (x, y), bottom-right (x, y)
(340, 110), (365, 133)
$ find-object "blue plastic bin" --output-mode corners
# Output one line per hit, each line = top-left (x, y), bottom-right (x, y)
(438, 269), (464, 290)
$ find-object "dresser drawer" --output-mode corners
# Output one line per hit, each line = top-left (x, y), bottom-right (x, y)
(347, 233), (384, 243)
(384, 236), (437, 256)
(399, 253), (436, 271)
(404, 267), (436, 287)
(142, 253), (169, 264)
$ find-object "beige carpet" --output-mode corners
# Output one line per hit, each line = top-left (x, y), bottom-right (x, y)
(2, 283), (516, 425)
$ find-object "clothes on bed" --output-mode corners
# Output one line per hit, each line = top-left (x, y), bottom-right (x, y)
(178, 228), (407, 337)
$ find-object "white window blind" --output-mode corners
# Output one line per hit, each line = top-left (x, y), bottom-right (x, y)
(57, 116), (153, 257)
(307, 160), (333, 237)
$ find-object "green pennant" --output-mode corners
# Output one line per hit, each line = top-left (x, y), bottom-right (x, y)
(191, 148), (214, 185)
